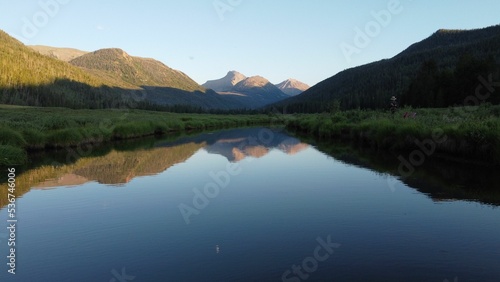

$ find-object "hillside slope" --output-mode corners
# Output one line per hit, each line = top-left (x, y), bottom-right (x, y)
(274, 24), (500, 112)
(0, 30), (133, 108)
(69, 48), (242, 109)
(70, 48), (203, 91)
(0, 30), (245, 110)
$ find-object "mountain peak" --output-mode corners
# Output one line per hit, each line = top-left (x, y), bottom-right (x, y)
(275, 78), (310, 96)
(238, 76), (269, 88)
(92, 48), (130, 58)
(225, 71), (247, 83)
(232, 76), (287, 99)
(227, 70), (244, 76)
(202, 71), (247, 92)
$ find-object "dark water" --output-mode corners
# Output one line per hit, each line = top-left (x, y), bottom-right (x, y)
(0, 127), (499, 282)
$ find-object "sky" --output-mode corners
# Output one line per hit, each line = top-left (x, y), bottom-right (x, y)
(0, 0), (499, 87)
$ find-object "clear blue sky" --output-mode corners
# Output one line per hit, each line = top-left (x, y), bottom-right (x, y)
(1, 0), (499, 86)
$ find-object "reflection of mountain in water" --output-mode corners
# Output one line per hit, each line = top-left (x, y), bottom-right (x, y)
(37, 142), (205, 187)
(0, 128), (308, 209)
(0, 142), (205, 208)
(2, 127), (498, 209)
(205, 133), (308, 162)
(157, 128), (309, 162)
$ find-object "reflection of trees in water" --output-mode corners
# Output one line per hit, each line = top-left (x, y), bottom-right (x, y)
(0, 142), (205, 209)
(2, 126), (497, 210)
(71, 142), (205, 184)
(306, 137), (500, 206)
(0, 127), (310, 209)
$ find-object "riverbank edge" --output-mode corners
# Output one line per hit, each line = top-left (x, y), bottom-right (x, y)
(286, 114), (500, 166)
(1, 113), (284, 166)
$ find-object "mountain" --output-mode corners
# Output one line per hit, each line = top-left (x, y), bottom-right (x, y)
(68, 48), (240, 108)
(29, 45), (88, 62)
(231, 76), (289, 105)
(203, 72), (289, 108)
(275, 79), (310, 96)
(70, 48), (204, 91)
(0, 30), (131, 108)
(202, 71), (246, 92)
(0, 30), (245, 110)
(273, 24), (500, 112)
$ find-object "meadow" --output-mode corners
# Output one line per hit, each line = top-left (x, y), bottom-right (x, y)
(2, 104), (500, 166)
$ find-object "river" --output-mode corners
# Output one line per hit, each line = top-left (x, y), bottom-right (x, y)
(0, 127), (499, 281)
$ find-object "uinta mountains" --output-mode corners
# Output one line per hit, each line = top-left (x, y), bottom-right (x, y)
(3, 23), (499, 113)
(21, 38), (309, 110)
(202, 71), (309, 108)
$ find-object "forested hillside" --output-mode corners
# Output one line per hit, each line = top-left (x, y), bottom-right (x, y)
(273, 25), (500, 112)
(0, 30), (133, 108)
(70, 48), (204, 92)
(0, 30), (245, 110)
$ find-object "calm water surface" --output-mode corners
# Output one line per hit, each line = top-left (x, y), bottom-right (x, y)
(0, 127), (499, 281)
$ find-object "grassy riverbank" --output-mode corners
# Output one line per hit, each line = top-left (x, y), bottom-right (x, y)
(0, 105), (282, 165)
(286, 104), (500, 164)
(3, 104), (500, 165)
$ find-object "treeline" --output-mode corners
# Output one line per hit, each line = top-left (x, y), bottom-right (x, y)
(401, 55), (500, 107)
(133, 101), (260, 115)
(0, 80), (261, 114)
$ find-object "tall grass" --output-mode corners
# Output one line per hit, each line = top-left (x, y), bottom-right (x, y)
(287, 104), (500, 164)
(0, 126), (27, 147)
(0, 105), (279, 164)
(0, 145), (27, 165)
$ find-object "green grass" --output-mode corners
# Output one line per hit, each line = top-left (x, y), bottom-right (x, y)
(0, 104), (281, 164)
(0, 126), (27, 147)
(3, 104), (499, 165)
(0, 145), (27, 165)
(286, 104), (500, 164)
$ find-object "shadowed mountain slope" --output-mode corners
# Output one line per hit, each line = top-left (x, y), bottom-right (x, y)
(273, 24), (500, 112)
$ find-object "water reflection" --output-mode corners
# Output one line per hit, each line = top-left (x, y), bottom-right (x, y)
(1, 127), (499, 209)
(1, 127), (499, 281)
(0, 128), (308, 208)
(301, 135), (500, 206)
(157, 127), (308, 162)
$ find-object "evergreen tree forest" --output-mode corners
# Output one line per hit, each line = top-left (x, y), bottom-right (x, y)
(401, 55), (499, 108)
